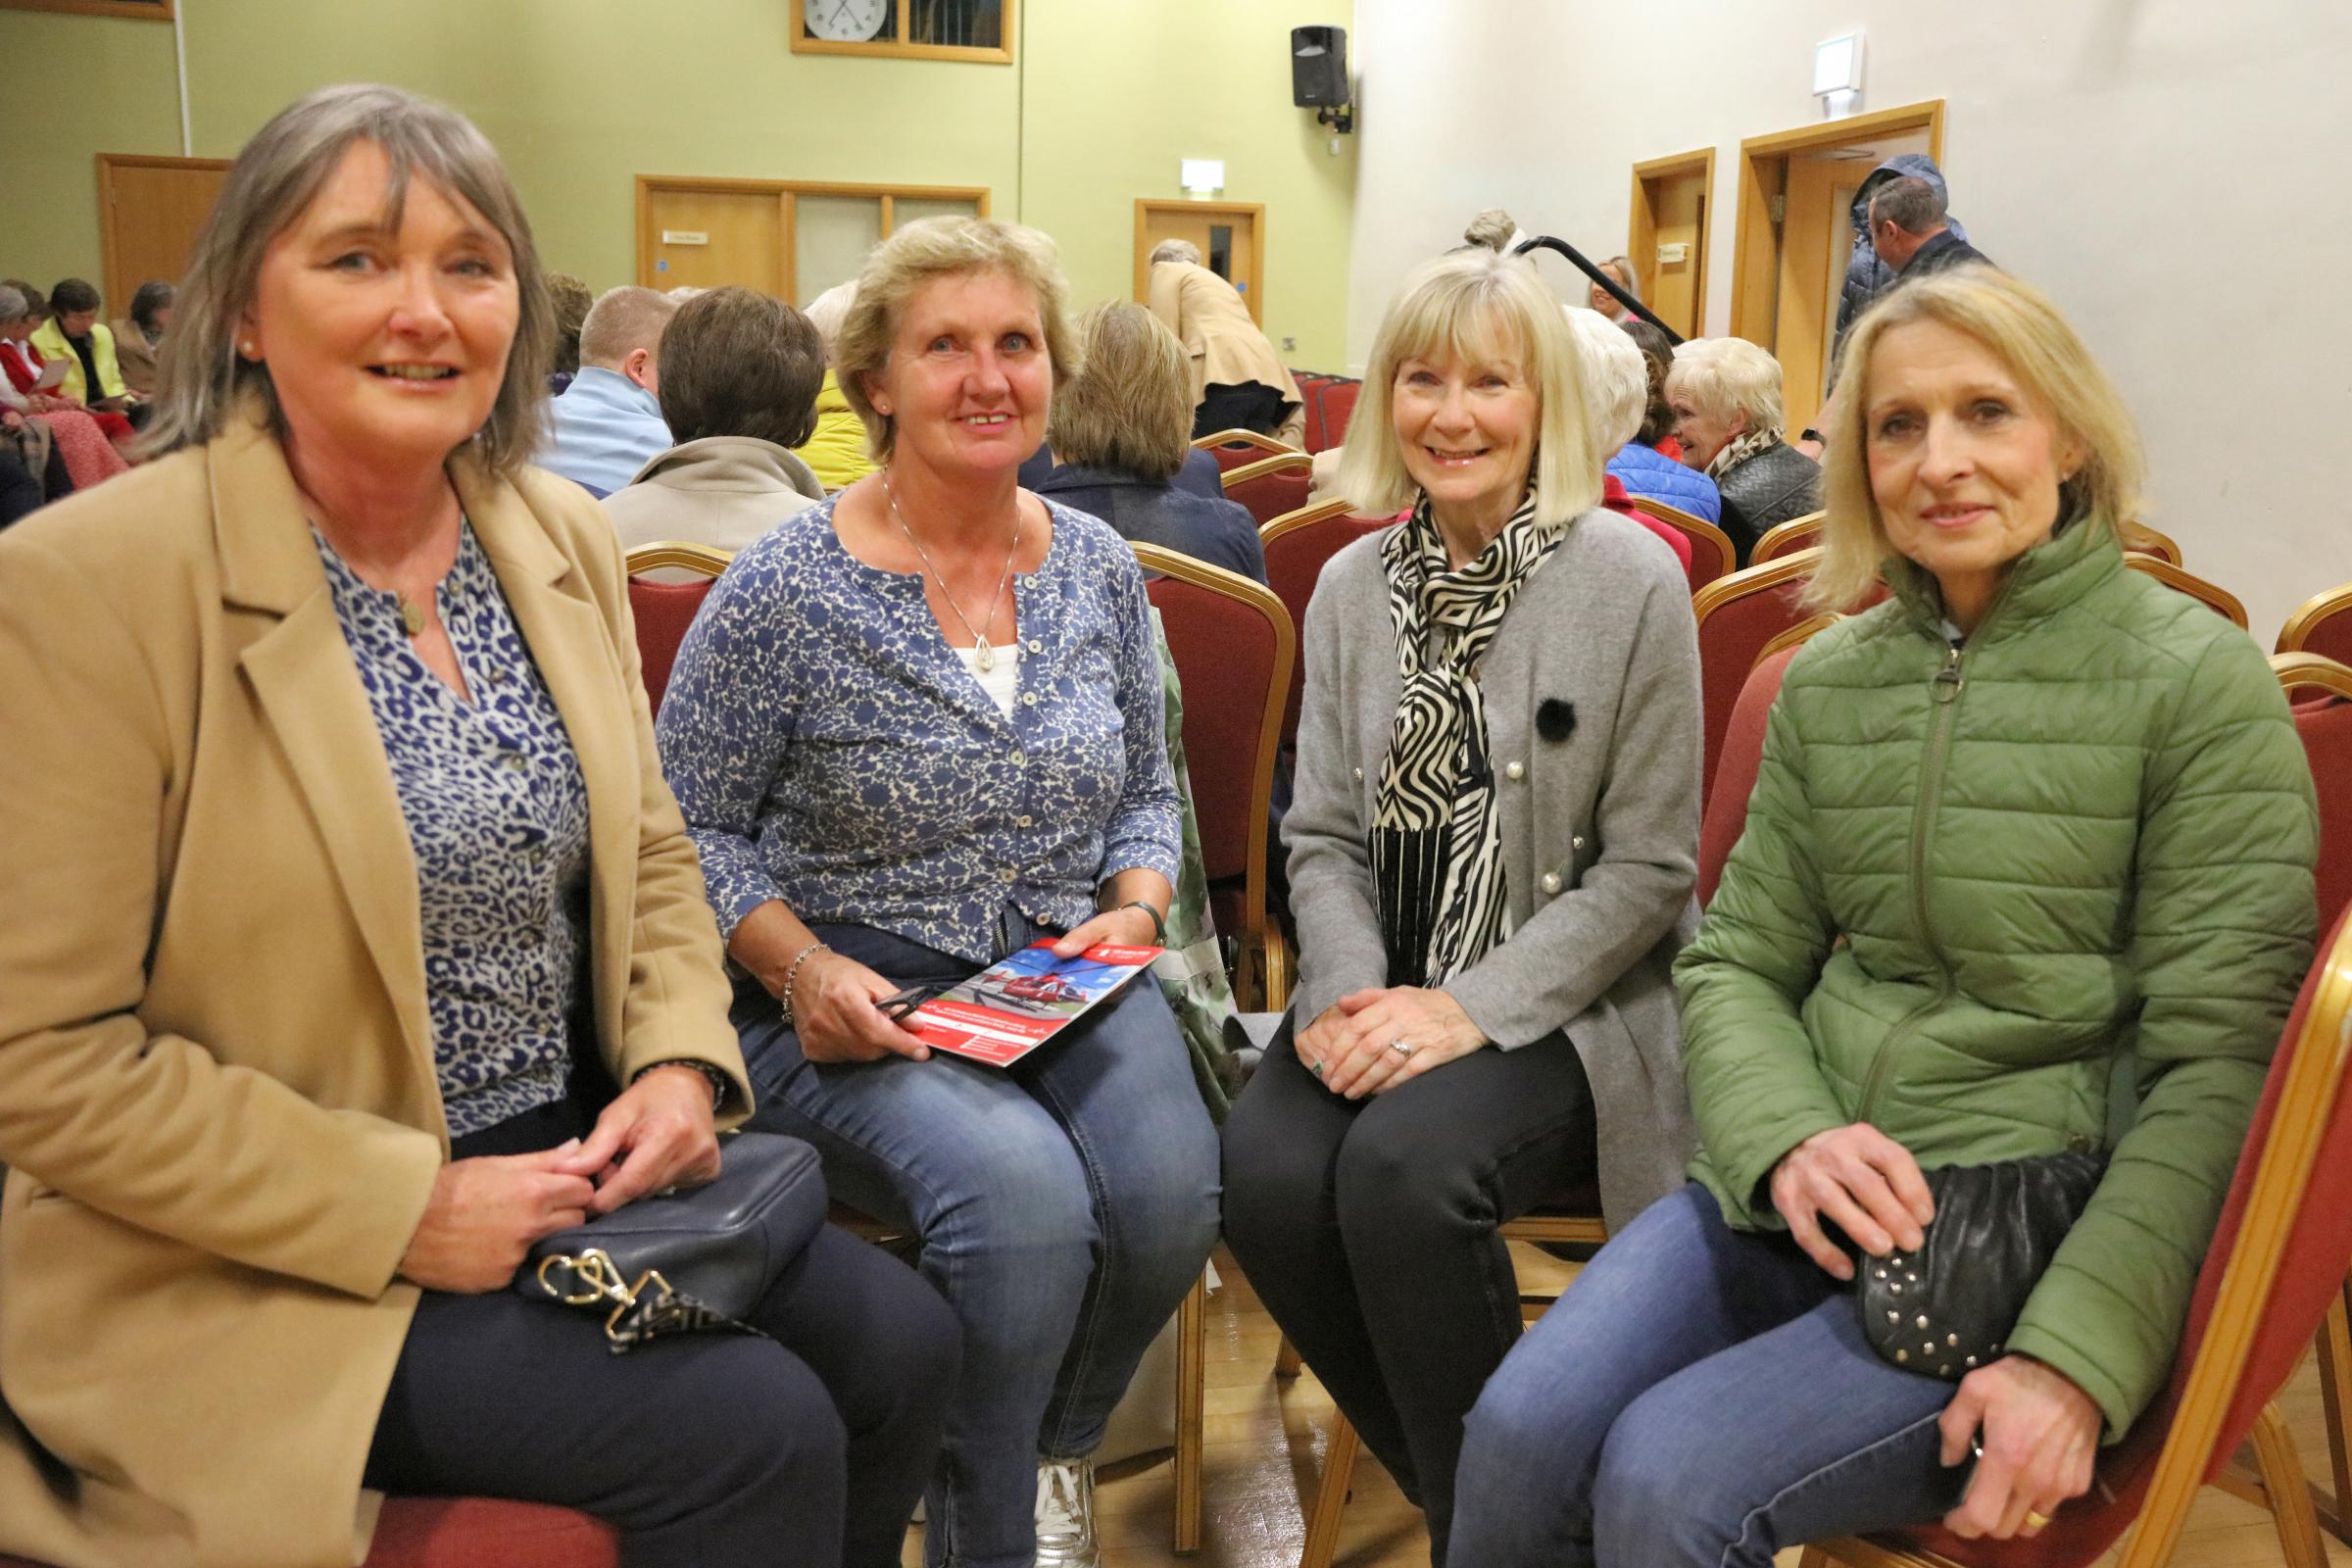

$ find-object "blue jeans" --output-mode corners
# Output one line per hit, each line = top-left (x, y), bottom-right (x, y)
(1449, 1184), (1971, 1568)
(735, 912), (1222, 1568)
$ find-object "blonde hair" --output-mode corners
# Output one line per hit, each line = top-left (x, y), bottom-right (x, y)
(1808, 268), (2144, 611)
(1048, 301), (1192, 481)
(1150, 238), (1200, 269)
(834, 216), (1079, 465)
(1335, 247), (1601, 521)
(1560, 306), (1648, 454)
(1462, 208), (1519, 252)
(1664, 337), (1786, 439)
(145, 83), (552, 472)
(577, 285), (678, 368)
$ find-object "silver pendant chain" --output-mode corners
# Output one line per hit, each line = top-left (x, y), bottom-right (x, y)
(883, 469), (1020, 672)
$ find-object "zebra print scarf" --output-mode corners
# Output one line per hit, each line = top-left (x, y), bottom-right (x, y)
(1371, 492), (1564, 987)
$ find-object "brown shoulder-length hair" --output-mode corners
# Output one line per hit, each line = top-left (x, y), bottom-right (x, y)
(1047, 301), (1192, 480)
(144, 83), (554, 473)
(1808, 268), (2144, 611)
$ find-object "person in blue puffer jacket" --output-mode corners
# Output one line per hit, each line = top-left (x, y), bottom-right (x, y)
(1606, 317), (1722, 524)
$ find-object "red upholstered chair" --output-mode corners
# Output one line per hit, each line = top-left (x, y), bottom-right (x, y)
(1692, 548), (1830, 805)
(1134, 542), (1296, 1011)
(1293, 372), (1334, 450)
(1220, 451), (1316, 526)
(2123, 553), (2247, 626)
(1801, 904), (2352, 1568)
(1638, 497), (1738, 592)
(1260, 501), (1392, 751)
(1752, 510), (1826, 564)
(1192, 427), (1298, 472)
(1314, 378), (1362, 453)
(1697, 644), (1801, 907)
(2278, 583), (2352, 665)
(0, 1498), (619, 1568)
(623, 541), (731, 717)
(2276, 654), (2352, 936)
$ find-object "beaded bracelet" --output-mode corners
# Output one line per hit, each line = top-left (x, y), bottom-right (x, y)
(778, 940), (832, 1027)
(630, 1058), (733, 1109)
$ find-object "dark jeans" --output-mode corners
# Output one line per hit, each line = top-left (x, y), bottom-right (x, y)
(1220, 1018), (1598, 1566)
(364, 1099), (959, 1568)
(1193, 380), (1289, 438)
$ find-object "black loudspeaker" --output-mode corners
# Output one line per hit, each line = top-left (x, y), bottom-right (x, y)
(1292, 25), (1348, 108)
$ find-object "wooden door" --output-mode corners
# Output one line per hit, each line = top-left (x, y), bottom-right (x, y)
(1642, 171), (1707, 338)
(1773, 155), (1852, 435)
(639, 184), (788, 296)
(1135, 200), (1264, 324)
(98, 156), (230, 313)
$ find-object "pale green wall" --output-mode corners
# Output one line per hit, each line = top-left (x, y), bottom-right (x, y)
(1, 0), (1357, 368)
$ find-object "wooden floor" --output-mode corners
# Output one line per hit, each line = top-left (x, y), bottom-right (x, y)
(905, 1245), (2352, 1568)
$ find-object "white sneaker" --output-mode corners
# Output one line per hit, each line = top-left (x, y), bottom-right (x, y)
(1033, 1455), (1100, 1568)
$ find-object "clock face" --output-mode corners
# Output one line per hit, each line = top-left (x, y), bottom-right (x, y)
(806, 0), (890, 41)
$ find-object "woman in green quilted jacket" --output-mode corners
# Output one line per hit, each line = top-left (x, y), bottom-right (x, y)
(1449, 268), (2319, 1567)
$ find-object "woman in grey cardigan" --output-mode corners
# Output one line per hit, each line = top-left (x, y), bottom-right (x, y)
(1221, 251), (1703, 1565)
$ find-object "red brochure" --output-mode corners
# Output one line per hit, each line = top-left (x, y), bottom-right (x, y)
(907, 941), (1163, 1067)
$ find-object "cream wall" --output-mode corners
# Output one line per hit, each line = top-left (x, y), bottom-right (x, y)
(0, 0), (1357, 368)
(1347, 0), (2352, 643)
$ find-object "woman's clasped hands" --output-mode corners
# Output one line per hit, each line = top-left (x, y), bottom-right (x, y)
(1295, 985), (1490, 1098)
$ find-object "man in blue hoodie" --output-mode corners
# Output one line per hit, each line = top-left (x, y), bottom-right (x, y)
(537, 285), (678, 498)
(1828, 154), (1980, 376)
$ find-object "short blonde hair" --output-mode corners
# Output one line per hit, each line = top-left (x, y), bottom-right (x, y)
(577, 285), (677, 368)
(1150, 238), (1200, 269)
(1809, 268), (2144, 611)
(1561, 306), (1648, 454)
(1048, 301), (1191, 481)
(1335, 247), (1601, 521)
(835, 216), (1079, 465)
(1664, 337), (1786, 439)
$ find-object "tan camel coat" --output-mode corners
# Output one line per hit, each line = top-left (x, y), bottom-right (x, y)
(1146, 261), (1306, 447)
(0, 404), (750, 1568)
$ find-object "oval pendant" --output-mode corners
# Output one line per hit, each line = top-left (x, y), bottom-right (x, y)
(973, 636), (995, 672)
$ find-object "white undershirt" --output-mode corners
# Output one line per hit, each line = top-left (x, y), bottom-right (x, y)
(956, 645), (1020, 717)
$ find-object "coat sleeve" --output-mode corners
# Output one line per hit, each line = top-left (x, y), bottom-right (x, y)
(1443, 562), (1702, 1047)
(1283, 564), (1392, 1022)
(1673, 659), (1850, 1226)
(2008, 632), (2318, 1439)
(0, 530), (443, 1299)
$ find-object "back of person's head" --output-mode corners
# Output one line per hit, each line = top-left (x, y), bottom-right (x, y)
(1666, 337), (1787, 438)
(1048, 301), (1192, 481)
(577, 286), (678, 370)
(3, 281), (46, 320)
(1336, 245), (1599, 521)
(1561, 306), (1648, 458)
(545, 270), (593, 375)
(49, 277), (102, 321)
(1811, 267), (2142, 612)
(129, 280), (175, 332)
(1149, 238), (1200, 269)
(804, 280), (857, 360)
(655, 286), (825, 449)
(1619, 318), (1678, 446)
(0, 286), (28, 324)
(1462, 208), (1519, 253)
(1871, 175), (1947, 237)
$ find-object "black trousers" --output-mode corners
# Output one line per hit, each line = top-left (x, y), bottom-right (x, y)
(365, 1102), (959, 1568)
(1221, 1020), (1596, 1567)
(1193, 380), (1290, 438)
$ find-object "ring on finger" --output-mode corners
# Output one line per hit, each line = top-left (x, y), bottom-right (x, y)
(2022, 1510), (2051, 1534)
(1389, 1037), (1416, 1057)
(1308, 1058), (1327, 1078)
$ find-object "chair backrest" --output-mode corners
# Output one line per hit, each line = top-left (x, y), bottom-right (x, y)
(1134, 544), (1295, 949)
(1691, 547), (1832, 804)
(2277, 653), (2352, 935)
(2119, 520), (2183, 565)
(1750, 510), (1825, 564)
(623, 541), (731, 716)
(1222, 452), (1317, 526)
(1314, 379), (1362, 453)
(2124, 552), (2247, 627)
(1194, 427), (1298, 471)
(2278, 581), (2352, 662)
(1639, 497), (1738, 591)
(1697, 645), (1799, 907)
(1293, 372), (1334, 450)
(1261, 501), (1392, 749)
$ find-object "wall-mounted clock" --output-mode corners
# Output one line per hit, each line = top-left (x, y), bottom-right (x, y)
(804, 0), (889, 43)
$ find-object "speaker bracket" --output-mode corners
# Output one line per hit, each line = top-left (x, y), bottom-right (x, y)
(1315, 103), (1354, 135)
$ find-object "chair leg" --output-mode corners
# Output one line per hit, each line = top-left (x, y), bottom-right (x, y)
(2317, 1283), (2352, 1541)
(1174, 1272), (1206, 1554)
(1299, 1413), (1359, 1568)
(1274, 1335), (1303, 1379)
(2251, 1400), (2331, 1568)
(1260, 930), (1294, 1013)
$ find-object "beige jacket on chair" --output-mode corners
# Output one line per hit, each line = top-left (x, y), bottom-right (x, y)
(1146, 261), (1305, 445)
(0, 402), (750, 1568)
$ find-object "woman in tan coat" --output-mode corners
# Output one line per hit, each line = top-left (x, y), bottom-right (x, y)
(0, 84), (955, 1568)
(1146, 239), (1306, 445)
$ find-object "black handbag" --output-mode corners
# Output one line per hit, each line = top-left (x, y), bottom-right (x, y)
(516, 1130), (830, 1352)
(1856, 1149), (2107, 1381)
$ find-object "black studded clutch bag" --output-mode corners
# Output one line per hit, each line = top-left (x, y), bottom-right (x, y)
(1856, 1149), (2107, 1382)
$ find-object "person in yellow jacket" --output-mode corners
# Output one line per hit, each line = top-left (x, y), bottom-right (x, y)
(794, 280), (877, 490)
(30, 278), (144, 424)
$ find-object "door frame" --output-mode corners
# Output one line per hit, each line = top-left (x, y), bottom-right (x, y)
(634, 175), (992, 301)
(96, 153), (230, 311)
(1727, 99), (1944, 348)
(1134, 199), (1266, 325)
(1626, 147), (1715, 338)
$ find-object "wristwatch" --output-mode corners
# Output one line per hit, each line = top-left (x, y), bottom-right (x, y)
(1121, 899), (1169, 945)
(632, 1058), (733, 1109)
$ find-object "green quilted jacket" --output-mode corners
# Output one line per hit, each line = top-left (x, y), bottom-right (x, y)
(1676, 517), (2318, 1438)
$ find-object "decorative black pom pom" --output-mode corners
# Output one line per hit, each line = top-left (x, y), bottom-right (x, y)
(1537, 698), (1577, 743)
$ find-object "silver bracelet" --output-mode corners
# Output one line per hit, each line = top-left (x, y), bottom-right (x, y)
(778, 941), (831, 1027)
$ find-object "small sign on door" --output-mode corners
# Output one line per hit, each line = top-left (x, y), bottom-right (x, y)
(662, 230), (710, 246)
(1655, 242), (1690, 266)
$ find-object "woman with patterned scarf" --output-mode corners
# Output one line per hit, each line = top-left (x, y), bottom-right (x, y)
(1666, 335), (1823, 564)
(1222, 247), (1705, 1566)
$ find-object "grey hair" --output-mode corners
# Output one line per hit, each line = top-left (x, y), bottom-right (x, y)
(1561, 306), (1649, 454)
(804, 280), (858, 357)
(1463, 208), (1519, 252)
(577, 286), (679, 368)
(1150, 238), (1200, 269)
(1871, 176), (1947, 236)
(143, 82), (554, 472)
(0, 286), (25, 321)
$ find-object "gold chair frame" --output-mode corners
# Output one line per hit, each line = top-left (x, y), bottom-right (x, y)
(2123, 553), (2247, 628)
(1752, 510), (1828, 564)
(1635, 497), (1741, 588)
(622, 540), (734, 578)
(2278, 584), (2352, 658)
(1220, 451), (1316, 494)
(1191, 427), (1300, 459)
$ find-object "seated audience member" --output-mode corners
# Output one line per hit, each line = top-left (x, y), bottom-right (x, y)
(1872, 174), (1996, 282)
(1222, 247), (1701, 1567)
(1147, 238), (1307, 446)
(0, 83), (957, 1568)
(1461, 206), (1526, 253)
(0, 416), (60, 525)
(1029, 300), (1265, 583)
(33, 278), (147, 427)
(1450, 268), (2318, 1567)
(1560, 307), (1690, 575)
(1588, 254), (1640, 322)
(1608, 318), (1720, 521)
(545, 269), (592, 393)
(1667, 336), (1820, 562)
(537, 283), (676, 496)
(604, 285), (827, 562)
(793, 279), (879, 491)
(656, 215), (1221, 1568)
(0, 284), (132, 487)
(1018, 432), (1223, 503)
(109, 280), (173, 397)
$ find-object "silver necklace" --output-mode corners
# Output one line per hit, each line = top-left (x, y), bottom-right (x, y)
(883, 469), (1021, 672)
